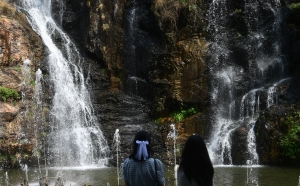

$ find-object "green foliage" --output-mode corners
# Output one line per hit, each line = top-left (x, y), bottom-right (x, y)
(188, 4), (196, 11)
(171, 107), (197, 122)
(0, 153), (7, 161)
(0, 86), (20, 102)
(33, 150), (41, 157)
(9, 155), (17, 166)
(101, 68), (107, 75)
(279, 112), (300, 160)
(234, 9), (242, 14)
(117, 71), (123, 79)
(288, 3), (300, 9)
(12, 65), (21, 71)
(40, 132), (47, 137)
(154, 117), (163, 125)
(30, 80), (36, 86)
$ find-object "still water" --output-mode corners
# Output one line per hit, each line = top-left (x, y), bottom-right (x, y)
(0, 166), (299, 186)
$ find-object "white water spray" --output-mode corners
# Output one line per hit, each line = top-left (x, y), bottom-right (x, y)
(113, 129), (121, 185)
(5, 172), (9, 186)
(267, 86), (275, 108)
(167, 124), (177, 166)
(21, 59), (32, 119)
(18, 0), (109, 167)
(24, 164), (28, 182)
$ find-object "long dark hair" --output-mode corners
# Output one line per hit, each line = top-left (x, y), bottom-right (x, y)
(129, 130), (152, 161)
(179, 135), (214, 186)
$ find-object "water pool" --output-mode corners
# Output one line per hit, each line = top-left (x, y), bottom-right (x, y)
(1, 165), (299, 185)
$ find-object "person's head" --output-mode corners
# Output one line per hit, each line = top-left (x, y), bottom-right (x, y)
(180, 135), (214, 185)
(129, 130), (152, 161)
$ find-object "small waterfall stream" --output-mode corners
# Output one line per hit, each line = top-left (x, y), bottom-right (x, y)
(207, 0), (289, 165)
(17, 0), (109, 167)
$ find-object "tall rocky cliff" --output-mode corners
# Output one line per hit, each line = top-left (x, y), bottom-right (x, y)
(0, 0), (299, 167)
(59, 0), (210, 166)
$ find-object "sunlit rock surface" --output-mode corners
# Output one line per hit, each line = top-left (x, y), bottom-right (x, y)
(0, 3), (43, 167)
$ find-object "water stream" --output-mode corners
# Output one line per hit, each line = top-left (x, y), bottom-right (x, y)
(17, 0), (109, 167)
(207, 0), (289, 165)
(113, 129), (121, 185)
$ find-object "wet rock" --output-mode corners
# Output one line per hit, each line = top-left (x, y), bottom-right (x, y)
(54, 176), (65, 186)
(39, 176), (50, 186)
(0, 3), (43, 167)
(254, 104), (300, 166)
(0, 102), (18, 122)
(231, 125), (248, 165)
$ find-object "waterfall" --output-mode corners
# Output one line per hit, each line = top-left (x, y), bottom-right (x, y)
(17, 0), (109, 167)
(207, 0), (286, 165)
(124, 0), (138, 96)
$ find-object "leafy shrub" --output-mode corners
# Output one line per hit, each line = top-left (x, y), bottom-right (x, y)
(171, 108), (197, 122)
(279, 111), (300, 160)
(288, 3), (300, 9)
(0, 86), (20, 102)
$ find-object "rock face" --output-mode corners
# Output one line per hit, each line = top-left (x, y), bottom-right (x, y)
(1, 0), (300, 168)
(59, 0), (300, 166)
(0, 103), (18, 122)
(60, 0), (210, 165)
(0, 2), (44, 168)
(254, 79), (300, 166)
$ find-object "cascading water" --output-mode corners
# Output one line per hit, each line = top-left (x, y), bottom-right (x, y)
(124, 0), (139, 96)
(207, 0), (288, 165)
(17, 0), (109, 167)
(123, 0), (151, 98)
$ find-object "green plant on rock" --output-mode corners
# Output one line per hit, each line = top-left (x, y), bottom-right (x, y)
(171, 107), (197, 122)
(30, 80), (36, 86)
(154, 117), (163, 125)
(0, 86), (20, 102)
(188, 4), (197, 11)
(12, 65), (21, 71)
(0, 153), (7, 162)
(9, 155), (17, 167)
(279, 111), (300, 160)
(234, 9), (242, 14)
(288, 3), (300, 9)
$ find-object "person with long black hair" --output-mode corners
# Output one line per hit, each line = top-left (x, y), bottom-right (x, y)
(177, 135), (214, 186)
(122, 130), (165, 186)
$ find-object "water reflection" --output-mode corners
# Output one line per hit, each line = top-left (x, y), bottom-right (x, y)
(1, 166), (299, 186)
